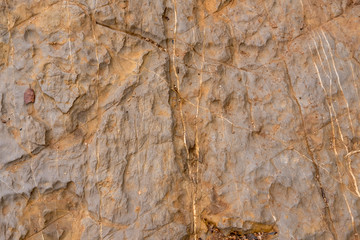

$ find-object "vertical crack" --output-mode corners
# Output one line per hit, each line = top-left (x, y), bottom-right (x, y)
(169, 0), (198, 238)
(192, 4), (206, 238)
(315, 31), (347, 149)
(245, 80), (256, 130)
(171, 0), (189, 161)
(321, 29), (354, 137)
(309, 40), (359, 237)
(310, 32), (360, 238)
(284, 60), (338, 240)
(90, 1), (104, 238)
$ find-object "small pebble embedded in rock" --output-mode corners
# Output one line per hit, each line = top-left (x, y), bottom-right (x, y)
(24, 88), (35, 105)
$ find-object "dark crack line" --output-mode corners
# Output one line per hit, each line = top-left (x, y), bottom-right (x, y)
(1, 145), (46, 170)
(286, 3), (356, 47)
(24, 212), (71, 240)
(95, 21), (167, 52)
(213, 0), (234, 14)
(284, 60), (338, 240)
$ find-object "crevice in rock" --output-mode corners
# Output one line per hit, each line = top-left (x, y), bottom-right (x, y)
(284, 60), (338, 240)
(95, 21), (167, 52)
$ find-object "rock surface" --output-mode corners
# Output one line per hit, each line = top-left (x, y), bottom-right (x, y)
(1, 0), (360, 239)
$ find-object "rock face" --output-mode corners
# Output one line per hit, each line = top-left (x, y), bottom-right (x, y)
(0, 0), (360, 239)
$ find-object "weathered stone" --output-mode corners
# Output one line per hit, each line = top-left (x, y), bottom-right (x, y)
(38, 63), (79, 113)
(1, 1), (360, 240)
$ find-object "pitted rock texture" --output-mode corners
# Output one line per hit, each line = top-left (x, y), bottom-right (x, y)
(1, 0), (360, 240)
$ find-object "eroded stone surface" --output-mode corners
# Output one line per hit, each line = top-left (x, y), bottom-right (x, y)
(1, 1), (360, 239)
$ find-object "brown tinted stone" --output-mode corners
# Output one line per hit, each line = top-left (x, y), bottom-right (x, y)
(24, 88), (35, 105)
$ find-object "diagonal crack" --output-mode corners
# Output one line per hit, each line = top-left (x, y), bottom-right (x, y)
(95, 21), (167, 52)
